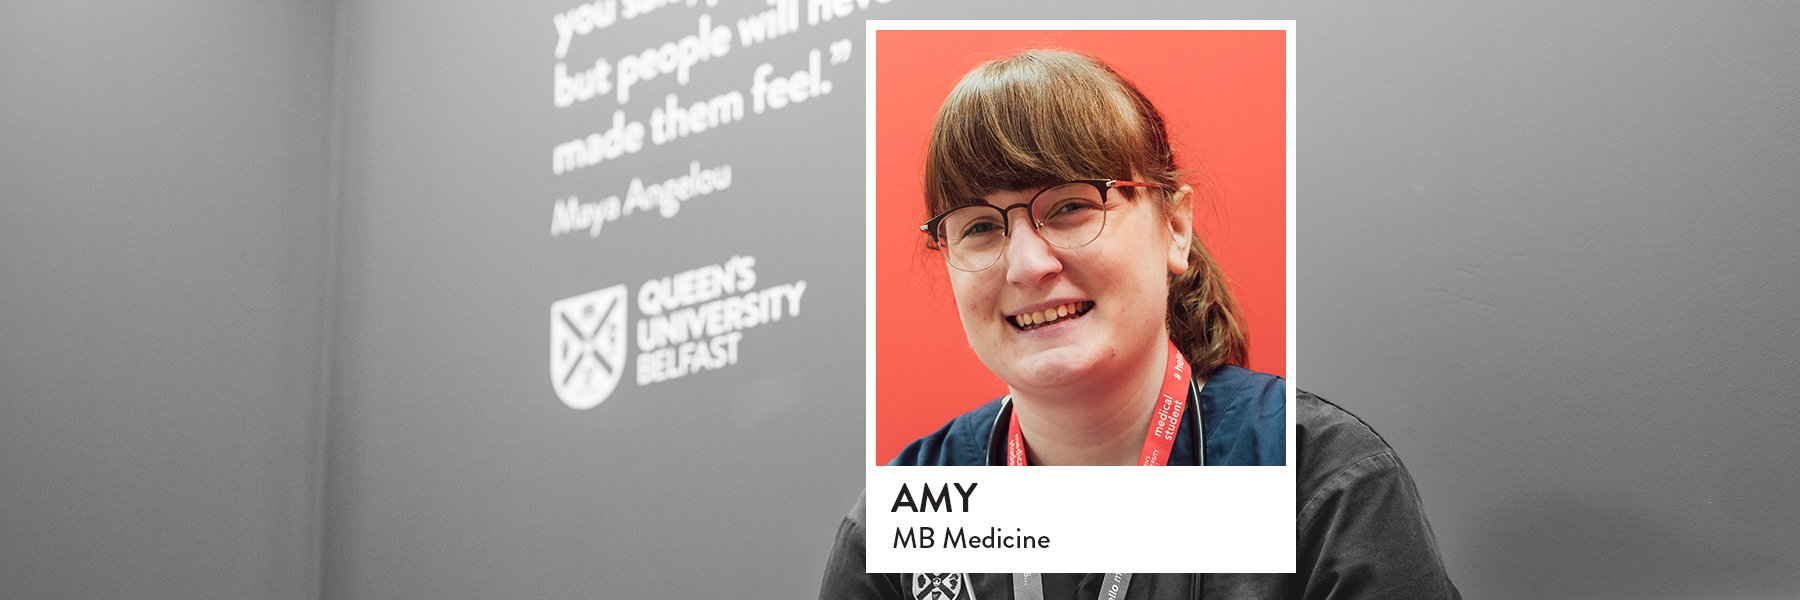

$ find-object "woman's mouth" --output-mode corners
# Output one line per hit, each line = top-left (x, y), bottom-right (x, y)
(1009, 301), (1095, 331)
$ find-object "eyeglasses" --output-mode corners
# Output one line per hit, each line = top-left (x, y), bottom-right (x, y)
(920, 179), (1161, 272)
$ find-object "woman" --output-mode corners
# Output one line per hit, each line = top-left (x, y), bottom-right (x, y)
(889, 48), (1282, 468)
(824, 50), (1457, 598)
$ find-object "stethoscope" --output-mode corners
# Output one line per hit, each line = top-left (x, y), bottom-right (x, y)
(986, 376), (1209, 594)
(980, 378), (1211, 599)
(982, 377), (1207, 467)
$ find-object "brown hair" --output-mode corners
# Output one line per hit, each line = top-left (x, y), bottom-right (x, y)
(923, 50), (1248, 376)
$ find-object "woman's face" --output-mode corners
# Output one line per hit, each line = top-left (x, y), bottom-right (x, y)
(948, 185), (1192, 394)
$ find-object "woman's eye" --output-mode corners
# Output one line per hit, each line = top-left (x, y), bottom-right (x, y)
(1045, 199), (1101, 219)
(960, 220), (1002, 237)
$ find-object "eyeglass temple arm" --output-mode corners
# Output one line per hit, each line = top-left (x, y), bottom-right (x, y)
(1109, 180), (1160, 188)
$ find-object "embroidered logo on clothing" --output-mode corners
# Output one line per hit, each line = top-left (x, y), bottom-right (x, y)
(912, 572), (974, 600)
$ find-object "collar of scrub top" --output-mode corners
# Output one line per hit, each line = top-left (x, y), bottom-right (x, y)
(984, 378), (1206, 467)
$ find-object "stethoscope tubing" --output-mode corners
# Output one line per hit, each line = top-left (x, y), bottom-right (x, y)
(983, 379), (1205, 467)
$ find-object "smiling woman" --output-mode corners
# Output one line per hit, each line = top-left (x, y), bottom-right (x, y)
(904, 49), (1276, 469)
(828, 35), (1460, 598)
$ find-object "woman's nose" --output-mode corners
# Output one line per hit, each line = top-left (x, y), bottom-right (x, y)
(1004, 213), (1062, 286)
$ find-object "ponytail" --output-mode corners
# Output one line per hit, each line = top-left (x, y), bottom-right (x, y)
(1166, 230), (1248, 377)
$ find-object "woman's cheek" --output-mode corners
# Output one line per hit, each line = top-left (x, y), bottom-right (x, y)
(948, 273), (994, 321)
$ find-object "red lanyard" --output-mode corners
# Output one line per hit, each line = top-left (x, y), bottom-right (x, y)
(1006, 339), (1189, 466)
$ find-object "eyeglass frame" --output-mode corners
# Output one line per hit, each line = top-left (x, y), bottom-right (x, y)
(919, 178), (1164, 272)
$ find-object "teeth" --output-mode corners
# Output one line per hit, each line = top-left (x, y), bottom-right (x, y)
(1012, 302), (1091, 329)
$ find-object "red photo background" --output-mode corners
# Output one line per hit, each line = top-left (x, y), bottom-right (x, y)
(874, 29), (1288, 465)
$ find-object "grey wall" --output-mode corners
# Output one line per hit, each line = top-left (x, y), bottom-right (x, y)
(0, 1), (337, 599)
(2, 1), (1796, 600)
(320, 0), (867, 597)
(1301, 4), (1800, 597)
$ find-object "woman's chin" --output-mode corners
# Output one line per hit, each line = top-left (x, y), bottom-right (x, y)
(1002, 347), (1112, 394)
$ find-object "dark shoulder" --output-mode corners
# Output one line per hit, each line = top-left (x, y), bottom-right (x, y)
(1295, 390), (1396, 476)
(1199, 365), (1287, 466)
(821, 492), (913, 599)
(1202, 365), (1287, 429)
(1294, 390), (1404, 504)
(1206, 364), (1286, 402)
(1289, 391), (1462, 597)
(886, 397), (1006, 466)
(846, 489), (867, 528)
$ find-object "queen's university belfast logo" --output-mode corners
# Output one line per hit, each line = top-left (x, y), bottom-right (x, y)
(550, 284), (628, 409)
(911, 573), (974, 600)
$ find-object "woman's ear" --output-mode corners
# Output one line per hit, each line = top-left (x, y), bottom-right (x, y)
(1167, 185), (1194, 275)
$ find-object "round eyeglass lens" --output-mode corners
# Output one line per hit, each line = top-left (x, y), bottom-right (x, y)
(1028, 182), (1109, 249)
(935, 182), (1111, 271)
(936, 204), (1009, 271)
